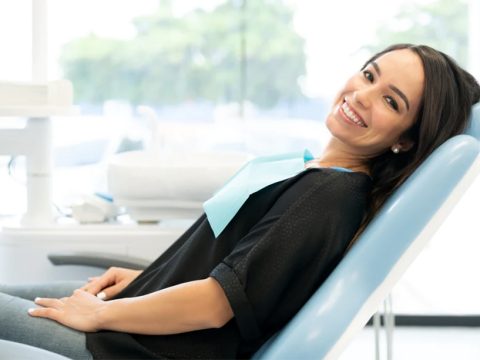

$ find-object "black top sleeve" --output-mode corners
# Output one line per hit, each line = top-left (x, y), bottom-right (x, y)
(210, 170), (369, 342)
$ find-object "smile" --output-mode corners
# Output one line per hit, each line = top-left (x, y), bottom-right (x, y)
(340, 100), (367, 128)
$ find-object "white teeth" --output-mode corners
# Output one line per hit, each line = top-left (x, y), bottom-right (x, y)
(341, 102), (367, 127)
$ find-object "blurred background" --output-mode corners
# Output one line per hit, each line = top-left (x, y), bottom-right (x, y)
(0, 1), (479, 354)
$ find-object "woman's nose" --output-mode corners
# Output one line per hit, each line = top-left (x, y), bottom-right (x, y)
(352, 87), (372, 109)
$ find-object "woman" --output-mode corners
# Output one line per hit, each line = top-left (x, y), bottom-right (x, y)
(1, 44), (479, 359)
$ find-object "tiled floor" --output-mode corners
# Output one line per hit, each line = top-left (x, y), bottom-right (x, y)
(339, 326), (480, 359)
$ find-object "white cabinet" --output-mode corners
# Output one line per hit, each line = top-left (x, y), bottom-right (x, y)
(0, 220), (191, 284)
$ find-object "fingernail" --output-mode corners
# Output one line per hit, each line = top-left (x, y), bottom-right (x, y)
(28, 308), (35, 314)
(34, 297), (41, 303)
(97, 292), (106, 300)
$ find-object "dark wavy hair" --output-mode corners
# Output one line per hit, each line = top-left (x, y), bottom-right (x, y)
(353, 43), (480, 242)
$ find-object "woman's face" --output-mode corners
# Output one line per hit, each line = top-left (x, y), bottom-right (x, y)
(326, 49), (425, 157)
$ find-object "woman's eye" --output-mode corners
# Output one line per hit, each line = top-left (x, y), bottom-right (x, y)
(363, 70), (374, 82)
(385, 96), (399, 111)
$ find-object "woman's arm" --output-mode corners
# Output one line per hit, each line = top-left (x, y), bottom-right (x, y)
(29, 277), (234, 334)
(100, 277), (233, 334)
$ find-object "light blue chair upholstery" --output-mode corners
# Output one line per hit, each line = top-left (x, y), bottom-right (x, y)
(3, 104), (479, 360)
(256, 102), (480, 359)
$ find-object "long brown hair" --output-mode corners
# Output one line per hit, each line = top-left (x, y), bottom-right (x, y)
(352, 44), (480, 244)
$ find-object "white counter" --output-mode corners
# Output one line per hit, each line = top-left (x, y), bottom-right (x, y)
(0, 218), (192, 284)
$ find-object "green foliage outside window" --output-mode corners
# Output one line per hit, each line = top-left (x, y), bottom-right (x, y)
(60, 0), (306, 108)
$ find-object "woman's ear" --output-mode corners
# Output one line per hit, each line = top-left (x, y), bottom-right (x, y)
(392, 137), (415, 153)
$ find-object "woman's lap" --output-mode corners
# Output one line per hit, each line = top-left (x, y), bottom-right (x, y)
(0, 281), (84, 301)
(0, 282), (93, 360)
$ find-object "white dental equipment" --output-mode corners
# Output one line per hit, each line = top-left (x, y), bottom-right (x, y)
(70, 193), (118, 224)
(107, 106), (252, 223)
(0, 0), (75, 226)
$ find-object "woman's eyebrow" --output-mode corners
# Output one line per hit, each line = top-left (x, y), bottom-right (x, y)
(370, 60), (411, 111)
(390, 84), (410, 111)
(371, 61), (382, 76)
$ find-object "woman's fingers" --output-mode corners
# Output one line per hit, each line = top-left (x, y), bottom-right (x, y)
(95, 282), (123, 300)
(28, 297), (63, 321)
(34, 297), (63, 309)
(80, 271), (116, 295)
(28, 306), (59, 321)
(79, 267), (136, 297)
(80, 278), (103, 292)
(81, 283), (101, 295)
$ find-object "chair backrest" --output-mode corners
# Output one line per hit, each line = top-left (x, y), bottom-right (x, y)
(255, 103), (480, 360)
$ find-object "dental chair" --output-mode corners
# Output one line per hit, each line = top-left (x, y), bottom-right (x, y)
(254, 103), (480, 360)
(2, 103), (479, 359)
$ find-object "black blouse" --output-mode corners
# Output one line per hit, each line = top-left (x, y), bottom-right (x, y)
(86, 168), (371, 359)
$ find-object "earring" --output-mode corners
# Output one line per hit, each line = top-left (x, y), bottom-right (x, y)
(392, 145), (400, 154)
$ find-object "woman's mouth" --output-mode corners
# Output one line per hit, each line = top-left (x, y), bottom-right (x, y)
(340, 100), (367, 128)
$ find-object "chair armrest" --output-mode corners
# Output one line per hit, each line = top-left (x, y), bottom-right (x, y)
(47, 251), (150, 270)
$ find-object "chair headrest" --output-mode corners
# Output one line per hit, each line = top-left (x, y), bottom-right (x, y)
(465, 102), (480, 141)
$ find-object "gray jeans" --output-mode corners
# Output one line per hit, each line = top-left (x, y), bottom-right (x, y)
(0, 281), (93, 359)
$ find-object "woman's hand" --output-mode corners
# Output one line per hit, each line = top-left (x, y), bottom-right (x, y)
(80, 267), (142, 300)
(28, 289), (107, 332)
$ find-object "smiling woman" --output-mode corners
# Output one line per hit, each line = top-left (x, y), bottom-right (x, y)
(0, 44), (479, 360)
(325, 48), (424, 161)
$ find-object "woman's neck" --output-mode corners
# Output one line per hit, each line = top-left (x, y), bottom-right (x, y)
(307, 138), (371, 175)
(305, 158), (370, 175)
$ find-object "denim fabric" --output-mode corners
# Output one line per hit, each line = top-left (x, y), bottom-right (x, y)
(0, 281), (93, 360)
